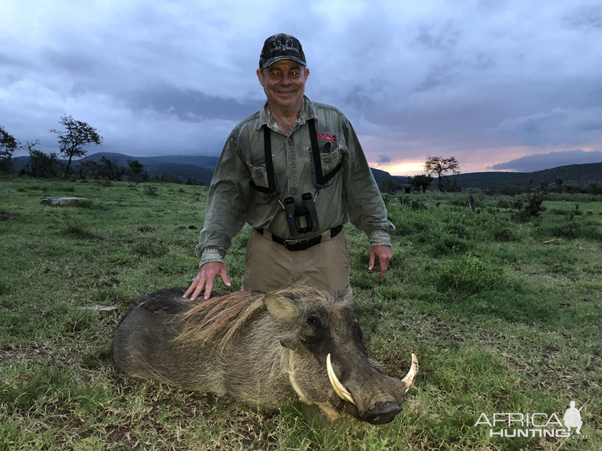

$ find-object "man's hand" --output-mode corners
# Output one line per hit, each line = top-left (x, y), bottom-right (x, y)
(368, 245), (393, 279)
(183, 261), (231, 301)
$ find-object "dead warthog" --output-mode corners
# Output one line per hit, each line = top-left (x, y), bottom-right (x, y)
(112, 286), (418, 424)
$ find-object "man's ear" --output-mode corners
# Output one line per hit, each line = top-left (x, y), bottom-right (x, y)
(257, 68), (265, 86)
(263, 294), (299, 321)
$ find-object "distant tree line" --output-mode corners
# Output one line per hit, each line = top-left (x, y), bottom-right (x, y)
(376, 155), (602, 196)
(0, 117), (204, 185)
(378, 156), (461, 194)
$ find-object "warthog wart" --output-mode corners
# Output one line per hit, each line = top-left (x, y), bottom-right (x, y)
(112, 285), (418, 424)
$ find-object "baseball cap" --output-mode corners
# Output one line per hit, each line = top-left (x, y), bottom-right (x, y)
(259, 34), (306, 69)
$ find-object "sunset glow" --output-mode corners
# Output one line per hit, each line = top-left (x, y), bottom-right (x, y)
(371, 161), (427, 177)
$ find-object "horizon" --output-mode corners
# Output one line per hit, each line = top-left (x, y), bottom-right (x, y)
(13, 150), (602, 178)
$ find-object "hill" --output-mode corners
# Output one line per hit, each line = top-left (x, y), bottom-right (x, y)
(11, 153), (602, 190)
(453, 162), (602, 190)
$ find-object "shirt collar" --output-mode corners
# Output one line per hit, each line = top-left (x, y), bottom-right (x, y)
(256, 96), (317, 131)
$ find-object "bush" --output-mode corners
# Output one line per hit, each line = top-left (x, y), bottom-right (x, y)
(534, 220), (602, 241)
(512, 191), (545, 222)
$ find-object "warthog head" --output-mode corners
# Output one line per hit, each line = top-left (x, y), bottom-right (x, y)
(113, 286), (417, 425)
(261, 287), (418, 424)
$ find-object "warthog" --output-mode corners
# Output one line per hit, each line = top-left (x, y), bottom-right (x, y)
(112, 286), (418, 424)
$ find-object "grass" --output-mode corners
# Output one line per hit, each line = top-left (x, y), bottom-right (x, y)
(1, 178), (601, 450)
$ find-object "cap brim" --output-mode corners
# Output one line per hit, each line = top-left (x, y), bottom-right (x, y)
(261, 56), (307, 69)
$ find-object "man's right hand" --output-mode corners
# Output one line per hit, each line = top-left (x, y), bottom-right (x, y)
(183, 261), (231, 301)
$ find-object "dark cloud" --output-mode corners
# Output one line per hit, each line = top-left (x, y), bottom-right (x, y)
(123, 85), (262, 122)
(564, 4), (602, 30)
(378, 154), (391, 163)
(490, 150), (602, 172)
(415, 21), (462, 50)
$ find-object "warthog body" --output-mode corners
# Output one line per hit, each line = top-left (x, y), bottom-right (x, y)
(112, 286), (417, 424)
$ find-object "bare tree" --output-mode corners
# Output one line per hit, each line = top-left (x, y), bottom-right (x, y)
(50, 115), (103, 177)
(425, 156), (460, 191)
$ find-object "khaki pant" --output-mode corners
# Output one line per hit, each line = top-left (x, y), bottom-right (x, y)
(242, 228), (352, 293)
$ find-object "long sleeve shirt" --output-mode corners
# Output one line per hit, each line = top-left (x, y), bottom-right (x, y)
(196, 97), (395, 266)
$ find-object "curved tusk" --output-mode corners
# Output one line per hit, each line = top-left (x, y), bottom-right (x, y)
(326, 353), (356, 405)
(401, 353), (419, 392)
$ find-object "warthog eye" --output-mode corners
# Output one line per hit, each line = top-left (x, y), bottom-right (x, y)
(300, 315), (323, 344)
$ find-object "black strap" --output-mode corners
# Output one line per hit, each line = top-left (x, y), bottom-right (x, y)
(308, 119), (342, 188)
(250, 120), (342, 195)
(263, 126), (278, 197)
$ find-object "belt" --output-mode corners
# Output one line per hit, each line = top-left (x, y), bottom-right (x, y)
(255, 225), (343, 252)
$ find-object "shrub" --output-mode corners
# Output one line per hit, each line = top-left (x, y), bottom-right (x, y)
(535, 220), (602, 241)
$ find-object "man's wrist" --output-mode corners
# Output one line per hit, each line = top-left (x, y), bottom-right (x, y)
(368, 229), (392, 247)
(199, 248), (225, 267)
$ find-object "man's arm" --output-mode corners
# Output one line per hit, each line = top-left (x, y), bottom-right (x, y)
(184, 131), (249, 299)
(341, 117), (395, 277)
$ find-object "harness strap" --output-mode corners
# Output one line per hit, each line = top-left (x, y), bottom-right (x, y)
(250, 120), (342, 195)
(308, 119), (342, 188)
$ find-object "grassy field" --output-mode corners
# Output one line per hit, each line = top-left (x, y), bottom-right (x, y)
(0, 178), (600, 450)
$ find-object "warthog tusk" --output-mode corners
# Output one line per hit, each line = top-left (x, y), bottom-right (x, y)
(401, 353), (419, 392)
(326, 353), (356, 405)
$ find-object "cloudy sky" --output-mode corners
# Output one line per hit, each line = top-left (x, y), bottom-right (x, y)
(2, 0), (602, 175)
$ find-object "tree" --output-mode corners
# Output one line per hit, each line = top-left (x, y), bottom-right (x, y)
(378, 178), (399, 194)
(50, 115), (103, 177)
(425, 156), (460, 191)
(24, 141), (63, 178)
(75, 159), (100, 179)
(555, 177), (564, 194)
(407, 174), (433, 191)
(126, 160), (149, 183)
(0, 125), (19, 174)
(97, 157), (123, 180)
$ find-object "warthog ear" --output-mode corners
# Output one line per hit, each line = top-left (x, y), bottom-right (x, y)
(263, 294), (300, 321)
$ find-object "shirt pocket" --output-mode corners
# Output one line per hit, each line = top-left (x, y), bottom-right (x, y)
(248, 159), (269, 189)
(315, 141), (342, 186)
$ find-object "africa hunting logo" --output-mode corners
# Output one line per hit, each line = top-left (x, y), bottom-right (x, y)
(474, 400), (590, 439)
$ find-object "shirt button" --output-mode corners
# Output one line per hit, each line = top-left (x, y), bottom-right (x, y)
(290, 187), (298, 195)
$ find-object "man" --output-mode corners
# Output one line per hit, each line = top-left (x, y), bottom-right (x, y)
(184, 33), (394, 301)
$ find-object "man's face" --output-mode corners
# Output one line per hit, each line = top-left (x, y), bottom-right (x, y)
(257, 60), (310, 113)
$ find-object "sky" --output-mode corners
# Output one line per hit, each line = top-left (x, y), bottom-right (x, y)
(2, 0), (602, 176)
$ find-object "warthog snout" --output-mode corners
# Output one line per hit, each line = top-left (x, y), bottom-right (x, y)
(365, 402), (403, 425)
(327, 352), (418, 424)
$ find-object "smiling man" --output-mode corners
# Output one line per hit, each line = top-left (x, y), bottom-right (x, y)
(185, 33), (394, 301)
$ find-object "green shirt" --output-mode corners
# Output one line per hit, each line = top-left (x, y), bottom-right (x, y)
(196, 97), (394, 266)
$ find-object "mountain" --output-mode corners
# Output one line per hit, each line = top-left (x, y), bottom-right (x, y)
(10, 152), (602, 190)
(452, 162), (602, 190)
(80, 152), (220, 169)
(370, 168), (406, 184)
(12, 152), (219, 185)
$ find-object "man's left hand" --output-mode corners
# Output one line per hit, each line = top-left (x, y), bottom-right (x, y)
(368, 245), (393, 279)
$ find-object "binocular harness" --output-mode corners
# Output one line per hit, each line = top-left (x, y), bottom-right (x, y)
(250, 119), (341, 236)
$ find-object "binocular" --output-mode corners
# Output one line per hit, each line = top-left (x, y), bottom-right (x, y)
(284, 193), (319, 236)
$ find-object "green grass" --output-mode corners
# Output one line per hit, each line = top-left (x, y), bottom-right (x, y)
(1, 179), (601, 450)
